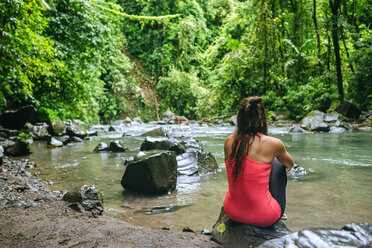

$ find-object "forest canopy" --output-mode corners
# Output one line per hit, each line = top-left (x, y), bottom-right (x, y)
(0, 0), (371, 123)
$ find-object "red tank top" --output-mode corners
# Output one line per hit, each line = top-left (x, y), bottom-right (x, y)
(223, 156), (281, 227)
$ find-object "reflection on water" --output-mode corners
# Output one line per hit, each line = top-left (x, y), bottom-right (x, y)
(21, 123), (372, 232)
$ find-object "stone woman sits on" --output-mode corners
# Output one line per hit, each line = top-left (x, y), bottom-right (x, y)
(223, 96), (294, 227)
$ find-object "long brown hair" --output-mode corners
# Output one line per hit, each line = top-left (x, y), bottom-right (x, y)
(229, 96), (268, 182)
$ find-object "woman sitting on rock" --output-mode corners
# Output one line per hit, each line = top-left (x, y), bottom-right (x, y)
(223, 96), (294, 227)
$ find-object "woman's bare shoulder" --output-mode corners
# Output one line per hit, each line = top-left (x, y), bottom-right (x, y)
(261, 135), (284, 147)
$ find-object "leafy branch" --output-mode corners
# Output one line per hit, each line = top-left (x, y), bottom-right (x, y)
(92, 1), (181, 22)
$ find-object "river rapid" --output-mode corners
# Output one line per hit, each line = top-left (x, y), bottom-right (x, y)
(22, 122), (372, 232)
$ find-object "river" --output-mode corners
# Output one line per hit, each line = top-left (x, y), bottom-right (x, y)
(24, 122), (372, 232)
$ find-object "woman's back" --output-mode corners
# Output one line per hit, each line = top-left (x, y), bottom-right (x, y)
(223, 134), (283, 227)
(223, 155), (281, 227)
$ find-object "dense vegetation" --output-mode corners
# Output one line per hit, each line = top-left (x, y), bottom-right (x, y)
(0, 0), (371, 123)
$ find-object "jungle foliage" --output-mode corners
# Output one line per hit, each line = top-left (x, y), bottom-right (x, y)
(0, 0), (371, 123)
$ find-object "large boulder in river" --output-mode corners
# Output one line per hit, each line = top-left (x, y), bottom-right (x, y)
(301, 110), (330, 132)
(0, 105), (37, 130)
(140, 137), (186, 155)
(121, 151), (177, 194)
(141, 127), (168, 137)
(335, 101), (362, 119)
(211, 207), (291, 248)
(259, 223), (372, 248)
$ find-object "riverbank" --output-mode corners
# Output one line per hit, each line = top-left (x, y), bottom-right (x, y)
(0, 156), (220, 248)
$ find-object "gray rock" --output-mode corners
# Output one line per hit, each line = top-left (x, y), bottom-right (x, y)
(211, 207), (291, 247)
(108, 126), (116, 132)
(48, 137), (63, 147)
(62, 185), (103, 215)
(65, 120), (87, 139)
(163, 110), (175, 120)
(197, 152), (219, 174)
(57, 135), (70, 145)
(49, 121), (66, 136)
(329, 126), (347, 133)
(141, 128), (168, 137)
(121, 151), (177, 194)
(0, 105), (37, 130)
(301, 111), (330, 132)
(324, 113), (339, 122)
(259, 223), (372, 248)
(140, 137), (186, 155)
(29, 123), (51, 141)
(93, 142), (109, 152)
(3, 138), (33, 156)
(335, 101), (362, 119)
(109, 140), (127, 152)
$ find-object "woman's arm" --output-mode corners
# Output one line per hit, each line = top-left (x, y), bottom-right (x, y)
(275, 140), (294, 169)
(224, 134), (234, 161)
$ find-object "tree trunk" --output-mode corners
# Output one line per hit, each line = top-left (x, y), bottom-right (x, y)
(263, 0), (268, 85)
(340, 27), (355, 74)
(330, 0), (344, 101)
(312, 0), (320, 53)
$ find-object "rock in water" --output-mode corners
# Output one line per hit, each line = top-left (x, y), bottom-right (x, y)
(0, 105), (37, 130)
(140, 137), (186, 155)
(335, 101), (362, 119)
(259, 223), (372, 248)
(49, 121), (66, 136)
(211, 207), (291, 248)
(121, 151), (177, 194)
(48, 137), (63, 147)
(197, 152), (219, 174)
(301, 110), (330, 132)
(140, 127), (168, 137)
(93, 142), (109, 152)
(62, 185), (103, 215)
(109, 140), (127, 152)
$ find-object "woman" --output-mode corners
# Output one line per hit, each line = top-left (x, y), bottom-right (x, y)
(223, 96), (294, 228)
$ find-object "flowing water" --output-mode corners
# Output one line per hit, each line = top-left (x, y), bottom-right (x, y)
(23, 123), (372, 232)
